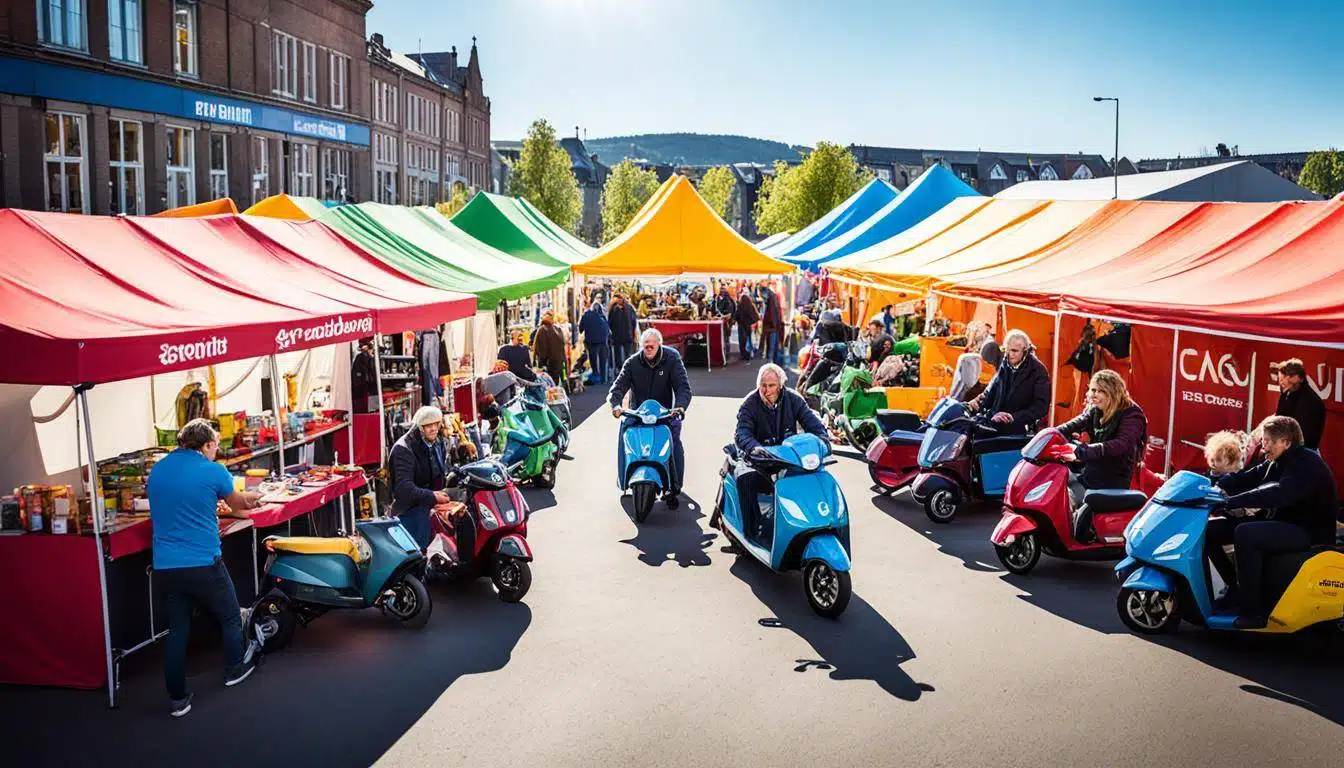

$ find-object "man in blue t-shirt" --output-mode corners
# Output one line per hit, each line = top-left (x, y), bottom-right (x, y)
(147, 418), (262, 717)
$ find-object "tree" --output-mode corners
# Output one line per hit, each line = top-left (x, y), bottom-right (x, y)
(697, 166), (736, 221)
(435, 182), (472, 217)
(600, 159), (660, 243)
(753, 142), (873, 236)
(508, 119), (582, 232)
(1299, 150), (1344, 199)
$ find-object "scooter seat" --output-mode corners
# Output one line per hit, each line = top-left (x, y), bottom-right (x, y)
(1081, 489), (1148, 513)
(874, 409), (921, 435)
(267, 536), (364, 563)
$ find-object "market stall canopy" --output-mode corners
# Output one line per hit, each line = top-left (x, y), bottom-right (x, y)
(0, 210), (475, 385)
(578, 175), (795, 276)
(754, 231), (791, 251)
(318, 203), (571, 309)
(244, 194), (335, 220)
(764, 178), (899, 263)
(781, 165), (980, 271)
(996, 160), (1321, 203)
(949, 198), (1344, 346)
(449, 192), (595, 267)
(153, 198), (239, 217)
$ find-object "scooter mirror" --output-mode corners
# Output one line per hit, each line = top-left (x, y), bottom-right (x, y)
(445, 471), (459, 488)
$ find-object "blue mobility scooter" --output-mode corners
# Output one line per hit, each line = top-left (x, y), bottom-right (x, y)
(246, 518), (430, 652)
(618, 399), (682, 523)
(909, 397), (1030, 524)
(714, 433), (853, 618)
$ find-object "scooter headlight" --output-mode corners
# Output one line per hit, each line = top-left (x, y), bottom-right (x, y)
(1153, 533), (1188, 560)
(778, 497), (808, 523)
(477, 503), (500, 530)
(801, 454), (820, 471)
(1023, 481), (1052, 504)
(642, 414), (656, 425)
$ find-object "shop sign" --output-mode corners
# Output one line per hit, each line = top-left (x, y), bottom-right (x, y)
(275, 315), (374, 351)
(193, 98), (255, 126)
(159, 336), (230, 367)
(292, 117), (347, 142)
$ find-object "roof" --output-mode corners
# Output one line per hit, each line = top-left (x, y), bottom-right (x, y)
(765, 179), (900, 262)
(578, 175), (794, 276)
(0, 210), (474, 385)
(450, 192), (594, 267)
(994, 160), (1321, 202)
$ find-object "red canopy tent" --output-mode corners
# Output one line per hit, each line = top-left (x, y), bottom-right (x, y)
(0, 209), (474, 705)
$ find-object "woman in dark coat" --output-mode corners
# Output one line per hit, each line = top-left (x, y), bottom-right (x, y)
(734, 290), (760, 362)
(1056, 369), (1148, 492)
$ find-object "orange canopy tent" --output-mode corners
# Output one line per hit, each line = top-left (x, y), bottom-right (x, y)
(152, 198), (239, 217)
(243, 194), (332, 221)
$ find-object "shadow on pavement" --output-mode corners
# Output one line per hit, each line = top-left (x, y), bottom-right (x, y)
(728, 556), (931, 701)
(3, 586), (533, 768)
(618, 494), (715, 567)
(871, 489), (1344, 726)
(521, 487), (558, 514)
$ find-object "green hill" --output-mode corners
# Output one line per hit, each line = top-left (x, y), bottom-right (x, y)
(585, 133), (810, 167)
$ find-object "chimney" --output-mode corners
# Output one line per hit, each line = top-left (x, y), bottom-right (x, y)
(372, 33), (384, 48)
(575, 126), (580, 140)
(450, 45), (458, 70)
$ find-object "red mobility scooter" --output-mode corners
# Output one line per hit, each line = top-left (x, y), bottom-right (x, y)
(426, 458), (534, 602)
(864, 410), (927, 494)
(990, 428), (1163, 575)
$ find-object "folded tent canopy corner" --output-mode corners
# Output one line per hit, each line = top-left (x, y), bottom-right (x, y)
(448, 191), (595, 267)
(243, 193), (335, 221)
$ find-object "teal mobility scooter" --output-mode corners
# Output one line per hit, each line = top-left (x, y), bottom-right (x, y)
(246, 518), (431, 652)
(714, 433), (853, 618)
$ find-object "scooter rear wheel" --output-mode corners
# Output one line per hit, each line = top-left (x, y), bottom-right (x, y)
(1117, 587), (1180, 635)
(386, 574), (432, 629)
(804, 561), (852, 619)
(249, 598), (295, 654)
(631, 482), (658, 524)
(923, 488), (959, 524)
(995, 533), (1041, 575)
(534, 458), (557, 489)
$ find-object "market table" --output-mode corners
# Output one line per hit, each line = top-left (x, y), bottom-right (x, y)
(639, 319), (727, 369)
(0, 472), (366, 693)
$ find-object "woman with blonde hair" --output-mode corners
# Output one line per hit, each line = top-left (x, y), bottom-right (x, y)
(1054, 370), (1149, 541)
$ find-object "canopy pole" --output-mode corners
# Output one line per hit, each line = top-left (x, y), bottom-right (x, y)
(1246, 351), (1258, 433)
(345, 342), (357, 533)
(77, 387), (117, 709)
(269, 355), (289, 476)
(1049, 310), (1062, 427)
(373, 341), (387, 517)
(1164, 329), (1180, 474)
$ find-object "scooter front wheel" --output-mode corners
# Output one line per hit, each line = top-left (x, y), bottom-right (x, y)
(804, 561), (852, 619)
(492, 558), (532, 603)
(631, 482), (658, 524)
(534, 458), (557, 489)
(1117, 587), (1180, 635)
(385, 574), (432, 629)
(995, 533), (1041, 575)
(923, 488), (959, 524)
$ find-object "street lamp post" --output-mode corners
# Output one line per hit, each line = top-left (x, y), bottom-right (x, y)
(1093, 96), (1118, 199)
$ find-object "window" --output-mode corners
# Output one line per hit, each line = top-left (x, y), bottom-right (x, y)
(323, 148), (350, 201)
(166, 125), (195, 208)
(1072, 164), (1094, 180)
(251, 136), (269, 204)
(445, 155), (460, 182)
(301, 41), (317, 103)
(405, 141), (439, 205)
(374, 131), (397, 204)
(108, 0), (142, 63)
(371, 80), (398, 125)
(988, 163), (1007, 181)
(446, 109), (460, 143)
(1016, 169), (1029, 183)
(1038, 165), (1059, 181)
(173, 0), (197, 76)
(273, 31), (298, 98)
(44, 112), (88, 213)
(208, 133), (228, 200)
(284, 141), (315, 196)
(329, 53), (349, 110)
(38, 0), (86, 49)
(108, 118), (143, 215)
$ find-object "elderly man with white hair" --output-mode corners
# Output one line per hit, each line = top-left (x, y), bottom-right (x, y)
(712, 363), (828, 537)
(608, 327), (694, 507)
(968, 328), (1051, 433)
(388, 405), (456, 549)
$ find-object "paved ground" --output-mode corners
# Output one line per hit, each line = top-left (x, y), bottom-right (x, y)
(6, 359), (1344, 768)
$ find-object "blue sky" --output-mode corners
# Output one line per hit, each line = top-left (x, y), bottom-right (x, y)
(369, 0), (1344, 158)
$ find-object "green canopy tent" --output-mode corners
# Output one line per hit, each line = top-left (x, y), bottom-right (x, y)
(318, 203), (571, 310)
(449, 192), (595, 267)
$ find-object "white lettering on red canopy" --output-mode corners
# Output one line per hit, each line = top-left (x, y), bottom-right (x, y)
(274, 315), (374, 351)
(159, 336), (229, 366)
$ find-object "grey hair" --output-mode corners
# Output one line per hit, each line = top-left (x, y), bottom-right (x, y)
(178, 418), (219, 451)
(1004, 328), (1033, 350)
(640, 327), (663, 345)
(757, 363), (787, 388)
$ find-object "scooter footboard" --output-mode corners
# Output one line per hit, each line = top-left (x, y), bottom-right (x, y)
(990, 511), (1037, 545)
(802, 534), (851, 572)
(1122, 564), (1177, 594)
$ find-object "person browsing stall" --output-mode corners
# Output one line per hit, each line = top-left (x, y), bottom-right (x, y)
(579, 298), (612, 385)
(969, 329), (1050, 433)
(608, 293), (639, 364)
(497, 328), (539, 383)
(609, 328), (694, 507)
(1213, 415), (1339, 629)
(532, 309), (569, 387)
(147, 418), (263, 718)
(389, 406), (455, 550)
(1274, 358), (1325, 451)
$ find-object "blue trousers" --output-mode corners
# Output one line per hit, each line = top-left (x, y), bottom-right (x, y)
(612, 343), (633, 368)
(399, 505), (432, 550)
(764, 330), (783, 365)
(160, 558), (245, 701)
(737, 322), (753, 361)
(588, 341), (609, 382)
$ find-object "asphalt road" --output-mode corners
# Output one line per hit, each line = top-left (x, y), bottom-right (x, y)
(7, 360), (1344, 768)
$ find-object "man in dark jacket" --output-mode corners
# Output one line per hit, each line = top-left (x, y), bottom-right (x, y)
(1274, 358), (1325, 451)
(608, 293), (638, 364)
(1214, 415), (1339, 628)
(759, 285), (785, 366)
(970, 329), (1050, 433)
(734, 291), (760, 363)
(497, 329), (538, 382)
(532, 309), (568, 387)
(815, 309), (852, 346)
(578, 299), (612, 385)
(608, 328), (694, 506)
(351, 338), (379, 413)
(714, 287), (735, 317)
(717, 363), (827, 542)
(388, 406), (454, 550)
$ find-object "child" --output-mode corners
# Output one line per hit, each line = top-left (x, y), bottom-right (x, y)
(1204, 430), (1246, 478)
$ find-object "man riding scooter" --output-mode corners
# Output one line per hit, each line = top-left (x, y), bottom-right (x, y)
(1211, 415), (1339, 629)
(968, 329), (1051, 434)
(712, 363), (828, 537)
(609, 328), (694, 508)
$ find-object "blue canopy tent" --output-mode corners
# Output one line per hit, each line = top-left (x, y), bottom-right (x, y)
(764, 178), (898, 264)
(777, 165), (980, 271)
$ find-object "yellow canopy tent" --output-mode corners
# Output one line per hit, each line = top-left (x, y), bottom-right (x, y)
(243, 194), (332, 221)
(577, 175), (794, 276)
(152, 198), (239, 217)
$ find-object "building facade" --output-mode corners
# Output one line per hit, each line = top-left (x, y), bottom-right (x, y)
(0, 0), (375, 215)
(848, 145), (1115, 196)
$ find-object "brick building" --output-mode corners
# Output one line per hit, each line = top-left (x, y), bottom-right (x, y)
(0, 0), (375, 215)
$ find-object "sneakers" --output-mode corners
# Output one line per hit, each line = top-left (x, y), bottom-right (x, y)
(663, 491), (680, 510)
(224, 659), (256, 687)
(169, 693), (193, 718)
